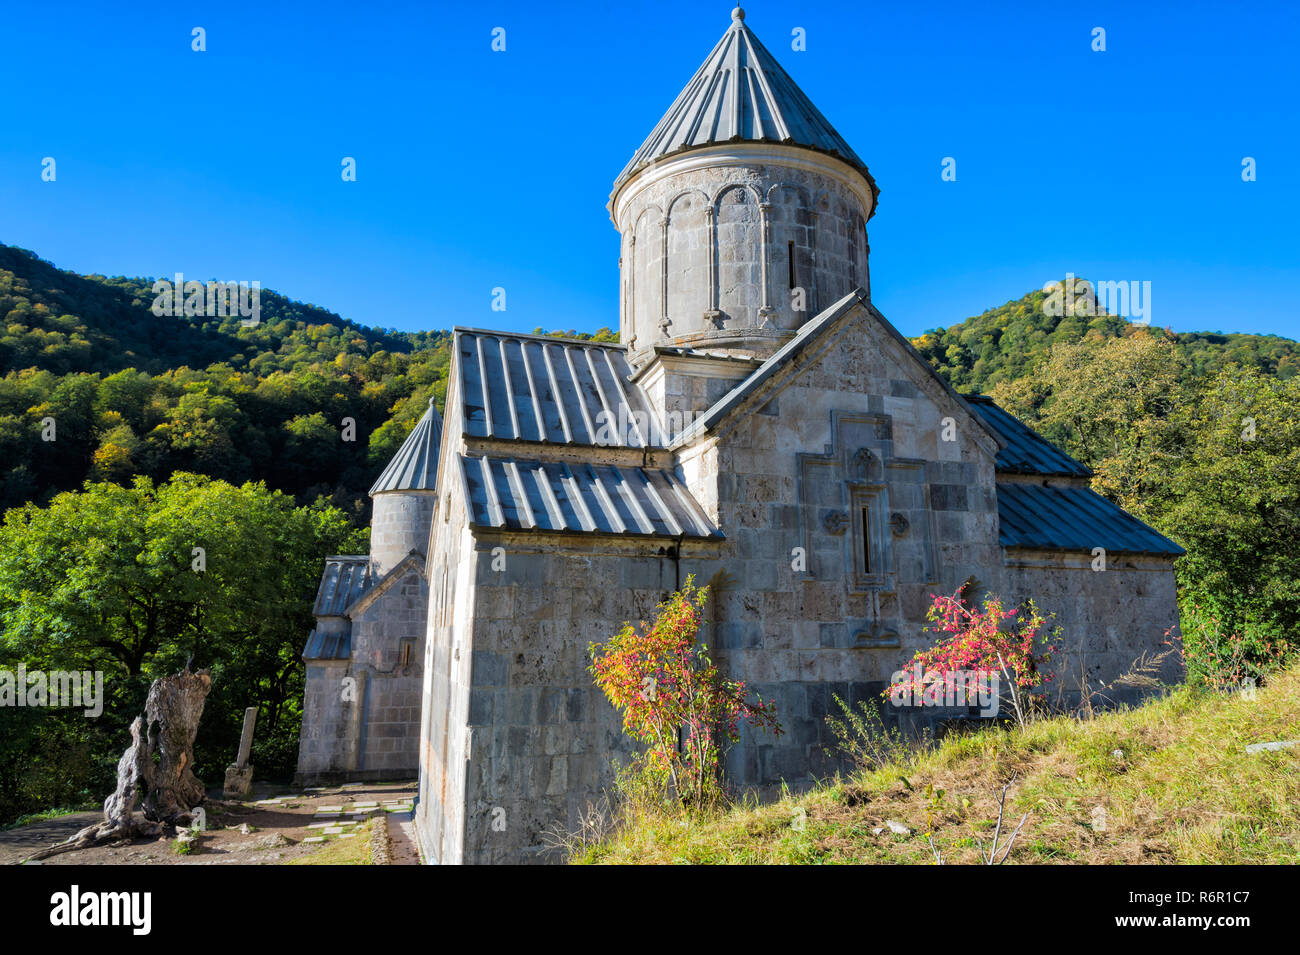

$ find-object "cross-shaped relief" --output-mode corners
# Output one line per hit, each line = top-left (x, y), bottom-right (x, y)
(796, 410), (941, 648)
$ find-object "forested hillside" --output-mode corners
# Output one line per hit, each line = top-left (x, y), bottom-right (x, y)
(4, 245), (1293, 521)
(0, 243), (616, 519)
(0, 245), (1294, 827)
(0, 244), (455, 520)
(912, 280), (1300, 394)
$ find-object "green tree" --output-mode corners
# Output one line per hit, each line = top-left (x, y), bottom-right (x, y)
(991, 333), (1189, 517)
(1161, 370), (1300, 641)
(0, 473), (367, 823)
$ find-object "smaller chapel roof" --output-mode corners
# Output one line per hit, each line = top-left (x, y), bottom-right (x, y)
(370, 398), (443, 495)
(312, 555), (372, 616)
(303, 628), (352, 661)
(964, 395), (1092, 478)
(996, 482), (1185, 557)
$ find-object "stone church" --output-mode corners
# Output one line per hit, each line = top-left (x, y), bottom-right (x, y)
(296, 8), (1183, 862)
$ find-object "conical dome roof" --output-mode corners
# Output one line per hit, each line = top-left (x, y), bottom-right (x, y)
(613, 7), (873, 193)
(369, 397), (442, 495)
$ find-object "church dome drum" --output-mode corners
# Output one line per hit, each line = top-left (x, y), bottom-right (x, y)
(608, 7), (879, 361)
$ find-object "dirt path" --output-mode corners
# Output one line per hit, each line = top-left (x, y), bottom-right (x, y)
(0, 812), (102, 862)
(1, 782), (417, 865)
(387, 809), (421, 864)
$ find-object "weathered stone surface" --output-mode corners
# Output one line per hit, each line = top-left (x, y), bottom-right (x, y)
(295, 549), (429, 784)
(1246, 740), (1299, 754)
(222, 764), (253, 799)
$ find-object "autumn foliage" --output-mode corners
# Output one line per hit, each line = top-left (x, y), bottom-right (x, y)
(588, 577), (781, 807)
(888, 589), (1059, 727)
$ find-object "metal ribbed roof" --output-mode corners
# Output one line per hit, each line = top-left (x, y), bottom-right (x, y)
(370, 398), (443, 495)
(460, 455), (721, 539)
(614, 7), (871, 190)
(456, 330), (667, 448)
(303, 628), (352, 661)
(997, 482), (1184, 556)
(965, 395), (1093, 478)
(312, 556), (372, 616)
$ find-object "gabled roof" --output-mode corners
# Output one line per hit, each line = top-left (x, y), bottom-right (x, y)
(460, 454), (720, 540)
(312, 556), (371, 616)
(997, 482), (1184, 556)
(455, 328), (667, 448)
(965, 395), (1092, 478)
(671, 290), (863, 447)
(614, 8), (874, 197)
(345, 551), (426, 616)
(370, 398), (442, 495)
(672, 289), (1000, 451)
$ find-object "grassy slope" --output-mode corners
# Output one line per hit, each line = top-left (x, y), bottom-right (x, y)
(578, 665), (1300, 864)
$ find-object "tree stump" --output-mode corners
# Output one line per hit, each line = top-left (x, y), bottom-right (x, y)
(142, 669), (212, 823)
(21, 669), (212, 862)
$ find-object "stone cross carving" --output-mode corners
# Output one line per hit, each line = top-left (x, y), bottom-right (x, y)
(796, 409), (939, 590)
(822, 510), (849, 535)
(852, 447), (875, 479)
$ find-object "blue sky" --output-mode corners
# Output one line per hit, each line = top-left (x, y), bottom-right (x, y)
(1, 0), (1296, 340)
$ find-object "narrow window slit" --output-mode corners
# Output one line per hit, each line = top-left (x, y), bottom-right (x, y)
(861, 506), (871, 574)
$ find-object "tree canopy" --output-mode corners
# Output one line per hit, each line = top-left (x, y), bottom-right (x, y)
(0, 474), (365, 822)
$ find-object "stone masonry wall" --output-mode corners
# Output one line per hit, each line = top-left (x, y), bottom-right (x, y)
(457, 538), (698, 864)
(999, 550), (1183, 708)
(416, 478), (477, 865)
(682, 307), (1007, 787)
(296, 656), (354, 780)
(347, 566), (427, 778)
(371, 491), (437, 576)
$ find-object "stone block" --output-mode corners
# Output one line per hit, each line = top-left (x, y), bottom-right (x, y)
(472, 650), (509, 687)
(223, 764), (253, 799)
